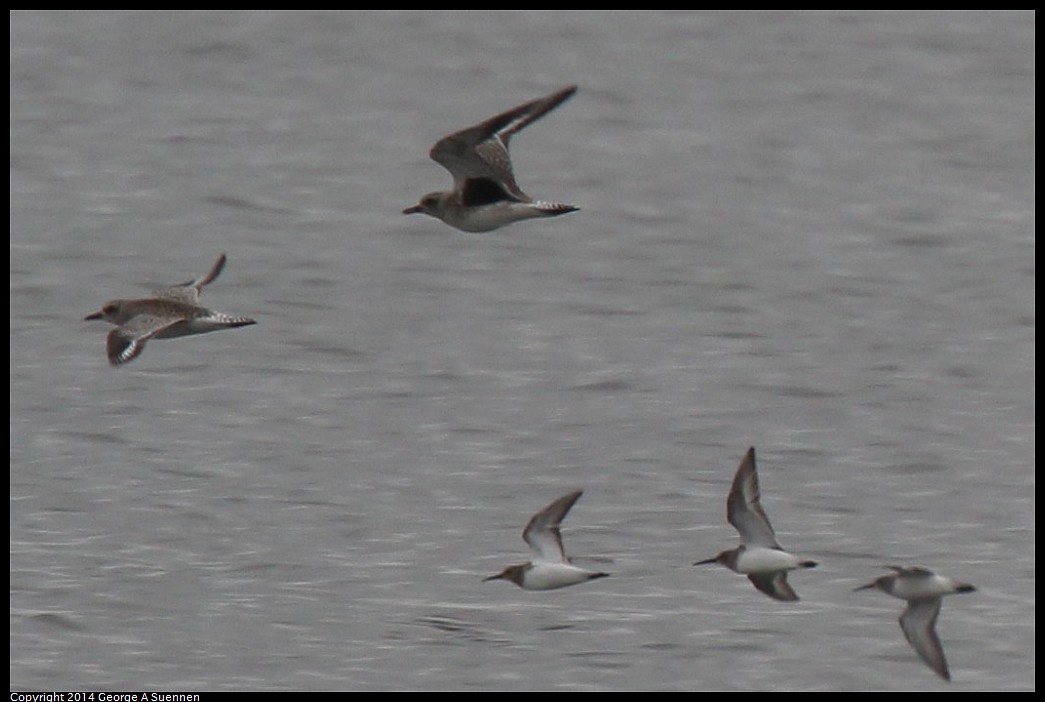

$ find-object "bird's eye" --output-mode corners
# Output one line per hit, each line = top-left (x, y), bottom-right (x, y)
(104, 303), (119, 314)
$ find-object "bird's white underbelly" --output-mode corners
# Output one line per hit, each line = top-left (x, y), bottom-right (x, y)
(735, 547), (804, 574)
(524, 562), (596, 590)
(446, 201), (540, 233)
(890, 574), (956, 600)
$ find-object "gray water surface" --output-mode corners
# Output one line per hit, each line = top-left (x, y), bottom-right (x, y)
(10, 11), (1035, 691)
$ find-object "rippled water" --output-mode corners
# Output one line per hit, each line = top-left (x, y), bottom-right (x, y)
(10, 10), (1034, 691)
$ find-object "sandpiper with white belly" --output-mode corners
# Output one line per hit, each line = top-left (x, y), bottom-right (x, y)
(693, 447), (817, 601)
(484, 489), (609, 591)
(855, 565), (975, 681)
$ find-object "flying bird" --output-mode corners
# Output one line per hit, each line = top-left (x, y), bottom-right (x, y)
(403, 84), (579, 232)
(484, 489), (609, 590)
(84, 253), (255, 366)
(855, 565), (976, 681)
(693, 447), (817, 601)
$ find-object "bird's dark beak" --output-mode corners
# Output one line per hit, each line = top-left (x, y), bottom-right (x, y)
(692, 557), (718, 566)
(84, 311), (104, 321)
(853, 581), (877, 592)
(482, 573), (504, 583)
(402, 205), (423, 215)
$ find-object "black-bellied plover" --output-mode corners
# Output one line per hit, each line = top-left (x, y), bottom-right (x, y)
(84, 253), (255, 366)
(693, 447), (818, 601)
(403, 84), (579, 232)
(856, 565), (976, 681)
(483, 490), (609, 590)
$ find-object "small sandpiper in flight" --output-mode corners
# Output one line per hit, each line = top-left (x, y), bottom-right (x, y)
(856, 565), (976, 681)
(84, 253), (255, 366)
(694, 447), (817, 601)
(403, 84), (579, 232)
(484, 490), (609, 591)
